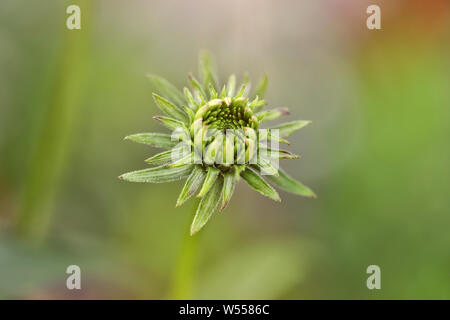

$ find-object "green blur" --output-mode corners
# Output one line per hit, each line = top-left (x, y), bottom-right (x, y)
(0, 0), (449, 299)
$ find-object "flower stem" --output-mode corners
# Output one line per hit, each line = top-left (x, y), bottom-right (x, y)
(169, 206), (199, 299)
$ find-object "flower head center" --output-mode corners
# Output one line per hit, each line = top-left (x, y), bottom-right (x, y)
(194, 98), (259, 132)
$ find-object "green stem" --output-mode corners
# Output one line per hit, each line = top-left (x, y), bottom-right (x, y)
(169, 206), (199, 299)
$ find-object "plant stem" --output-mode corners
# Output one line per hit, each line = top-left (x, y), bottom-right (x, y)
(169, 206), (199, 299)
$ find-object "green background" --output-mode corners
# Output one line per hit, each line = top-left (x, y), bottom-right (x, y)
(1, 0), (449, 299)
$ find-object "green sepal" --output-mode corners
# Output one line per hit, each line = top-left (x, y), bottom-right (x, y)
(197, 166), (220, 197)
(190, 176), (224, 235)
(153, 116), (187, 131)
(184, 87), (198, 110)
(147, 74), (185, 107)
(256, 108), (289, 122)
(258, 145), (300, 160)
(266, 168), (316, 198)
(119, 164), (193, 183)
(199, 51), (218, 91)
(152, 93), (189, 124)
(144, 148), (183, 165)
(182, 106), (195, 125)
(220, 172), (236, 211)
(169, 152), (194, 168)
(241, 167), (280, 202)
(188, 73), (207, 104)
(270, 120), (312, 137)
(227, 74), (236, 97)
(235, 84), (247, 98)
(253, 74), (268, 100)
(124, 133), (177, 148)
(176, 165), (206, 207)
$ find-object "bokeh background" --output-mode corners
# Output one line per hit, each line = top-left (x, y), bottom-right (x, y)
(1, 0), (449, 299)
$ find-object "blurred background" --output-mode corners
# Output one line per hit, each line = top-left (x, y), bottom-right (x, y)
(1, 0), (449, 299)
